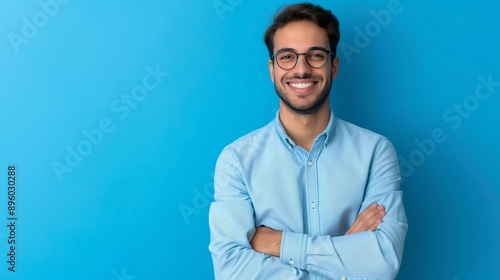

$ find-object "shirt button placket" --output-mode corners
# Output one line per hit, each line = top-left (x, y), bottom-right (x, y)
(307, 145), (321, 236)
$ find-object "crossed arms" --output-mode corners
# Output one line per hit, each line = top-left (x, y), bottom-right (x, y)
(209, 140), (408, 279)
(251, 203), (387, 257)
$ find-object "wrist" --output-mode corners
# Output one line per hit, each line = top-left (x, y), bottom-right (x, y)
(270, 230), (282, 257)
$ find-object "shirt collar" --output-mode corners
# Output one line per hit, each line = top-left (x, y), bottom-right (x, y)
(274, 109), (336, 150)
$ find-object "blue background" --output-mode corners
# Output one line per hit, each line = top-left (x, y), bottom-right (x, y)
(1, 0), (499, 279)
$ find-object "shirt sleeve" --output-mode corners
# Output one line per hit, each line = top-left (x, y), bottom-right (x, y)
(208, 146), (308, 280)
(280, 139), (408, 280)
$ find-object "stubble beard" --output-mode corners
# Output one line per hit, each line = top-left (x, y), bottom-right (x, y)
(274, 73), (332, 115)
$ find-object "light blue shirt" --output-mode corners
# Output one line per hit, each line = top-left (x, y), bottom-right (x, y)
(209, 110), (408, 280)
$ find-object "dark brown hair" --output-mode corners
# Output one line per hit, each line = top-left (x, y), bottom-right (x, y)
(264, 3), (340, 59)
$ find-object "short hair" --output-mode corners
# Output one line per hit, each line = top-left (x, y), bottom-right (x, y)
(264, 2), (340, 59)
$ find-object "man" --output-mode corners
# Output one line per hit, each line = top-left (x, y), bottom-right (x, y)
(209, 3), (407, 279)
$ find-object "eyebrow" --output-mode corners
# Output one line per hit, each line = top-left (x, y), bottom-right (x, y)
(275, 46), (328, 53)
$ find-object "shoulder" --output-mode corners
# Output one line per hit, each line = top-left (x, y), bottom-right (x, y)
(219, 120), (276, 158)
(335, 118), (385, 140)
(333, 117), (394, 151)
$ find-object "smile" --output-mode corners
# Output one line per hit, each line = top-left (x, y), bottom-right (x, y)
(287, 81), (318, 89)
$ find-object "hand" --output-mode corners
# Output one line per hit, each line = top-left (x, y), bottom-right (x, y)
(250, 226), (282, 257)
(346, 203), (386, 235)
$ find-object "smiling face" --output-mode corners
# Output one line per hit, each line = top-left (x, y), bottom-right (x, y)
(269, 20), (339, 115)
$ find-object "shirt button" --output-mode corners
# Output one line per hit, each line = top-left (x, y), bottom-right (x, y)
(307, 160), (313, 166)
(311, 202), (316, 209)
(289, 259), (295, 265)
(340, 277), (346, 280)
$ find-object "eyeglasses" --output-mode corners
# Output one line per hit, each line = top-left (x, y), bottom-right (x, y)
(271, 47), (336, 70)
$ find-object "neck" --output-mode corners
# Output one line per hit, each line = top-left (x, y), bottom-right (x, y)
(279, 101), (330, 152)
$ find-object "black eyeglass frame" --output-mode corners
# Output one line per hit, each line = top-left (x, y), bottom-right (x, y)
(271, 47), (336, 70)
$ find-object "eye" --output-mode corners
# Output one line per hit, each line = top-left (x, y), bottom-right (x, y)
(278, 52), (296, 61)
(308, 51), (326, 60)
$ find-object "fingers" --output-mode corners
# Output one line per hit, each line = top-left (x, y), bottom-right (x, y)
(356, 203), (385, 228)
(371, 204), (386, 229)
(346, 203), (386, 235)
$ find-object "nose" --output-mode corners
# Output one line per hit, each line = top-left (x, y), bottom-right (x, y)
(293, 54), (312, 75)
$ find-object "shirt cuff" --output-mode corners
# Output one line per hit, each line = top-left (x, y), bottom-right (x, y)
(280, 231), (308, 270)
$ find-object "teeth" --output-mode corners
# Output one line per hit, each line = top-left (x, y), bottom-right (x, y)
(289, 82), (314, 89)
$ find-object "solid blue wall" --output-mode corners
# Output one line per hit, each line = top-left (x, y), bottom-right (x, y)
(1, 0), (499, 279)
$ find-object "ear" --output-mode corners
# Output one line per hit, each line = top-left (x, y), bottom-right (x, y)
(268, 59), (275, 83)
(331, 56), (339, 80)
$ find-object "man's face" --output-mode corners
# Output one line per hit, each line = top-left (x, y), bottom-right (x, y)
(269, 20), (339, 115)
